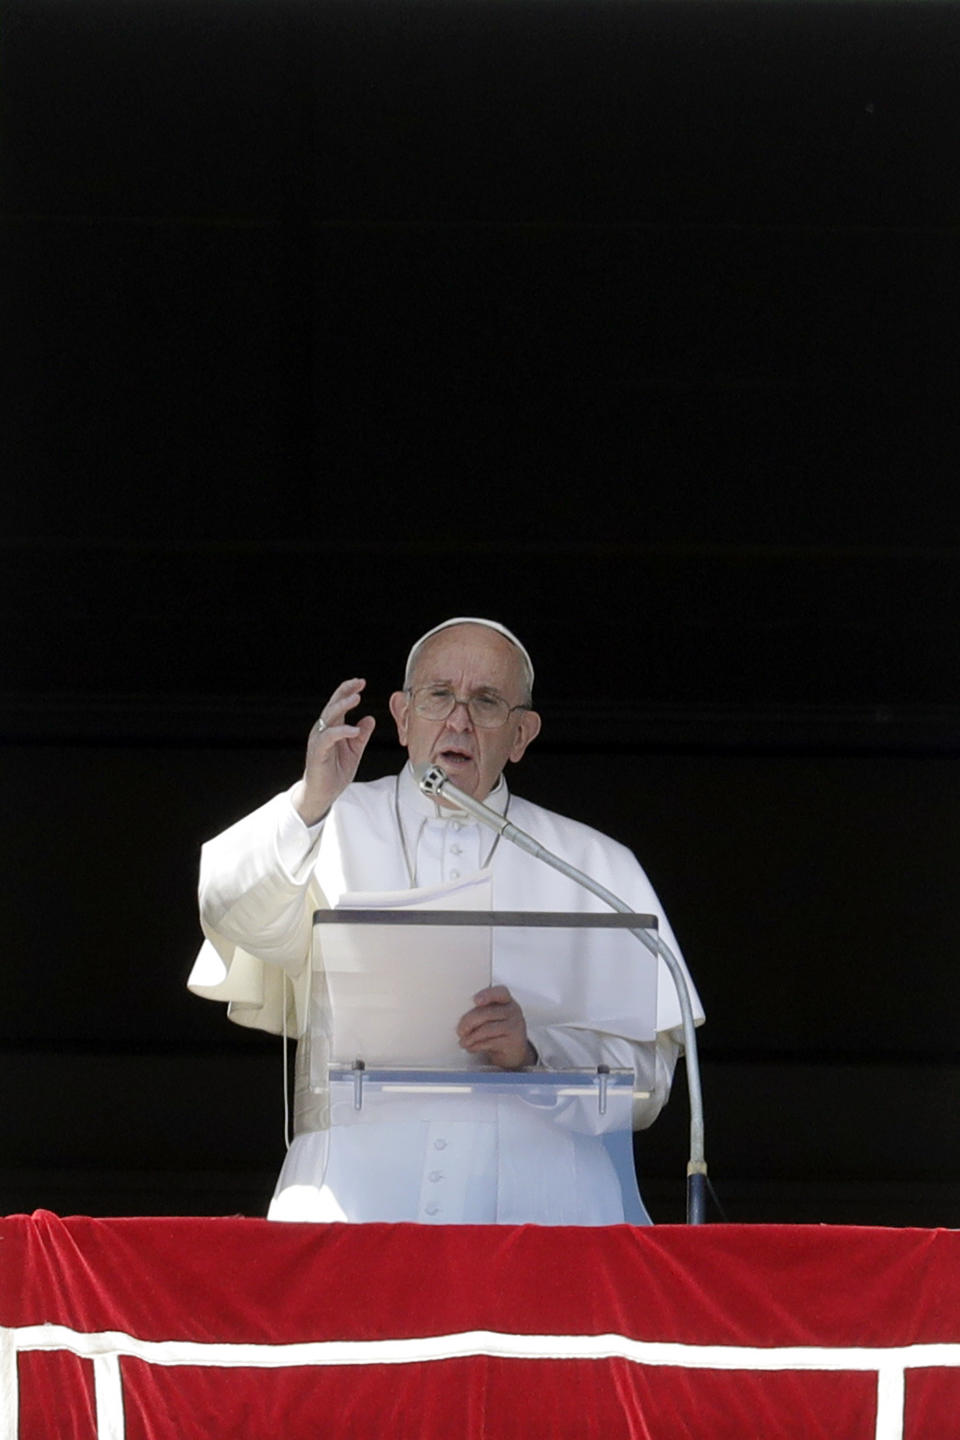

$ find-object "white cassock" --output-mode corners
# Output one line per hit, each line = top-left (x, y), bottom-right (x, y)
(190, 764), (704, 1226)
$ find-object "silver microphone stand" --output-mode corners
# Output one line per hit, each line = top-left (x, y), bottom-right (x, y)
(419, 764), (708, 1224)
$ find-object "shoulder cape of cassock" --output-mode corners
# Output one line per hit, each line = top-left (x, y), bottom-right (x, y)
(188, 777), (703, 1041)
(188, 793), (325, 1038)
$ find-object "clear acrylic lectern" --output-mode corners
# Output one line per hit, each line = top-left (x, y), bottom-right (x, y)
(310, 907), (659, 1224)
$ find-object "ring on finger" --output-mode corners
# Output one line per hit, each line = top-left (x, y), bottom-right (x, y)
(315, 717), (328, 735)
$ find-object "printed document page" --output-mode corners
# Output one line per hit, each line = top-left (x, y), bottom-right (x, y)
(319, 872), (493, 1067)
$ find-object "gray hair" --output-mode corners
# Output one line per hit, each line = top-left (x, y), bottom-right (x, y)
(404, 617), (534, 703)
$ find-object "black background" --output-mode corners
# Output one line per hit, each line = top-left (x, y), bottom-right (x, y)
(2, 0), (960, 1225)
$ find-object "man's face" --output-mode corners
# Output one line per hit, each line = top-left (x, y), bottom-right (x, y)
(389, 624), (541, 801)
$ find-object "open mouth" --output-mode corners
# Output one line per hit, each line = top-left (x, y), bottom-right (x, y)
(438, 747), (474, 769)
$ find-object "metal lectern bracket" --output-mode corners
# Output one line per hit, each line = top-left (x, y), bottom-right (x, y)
(331, 1062), (635, 1119)
(596, 1064), (609, 1117)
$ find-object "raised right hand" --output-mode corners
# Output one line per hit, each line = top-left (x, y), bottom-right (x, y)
(289, 678), (376, 824)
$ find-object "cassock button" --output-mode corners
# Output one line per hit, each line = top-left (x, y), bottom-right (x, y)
(425, 1203), (441, 1216)
(428, 1171), (444, 1183)
(449, 869), (460, 879)
(450, 844), (463, 856)
(433, 1138), (448, 1150)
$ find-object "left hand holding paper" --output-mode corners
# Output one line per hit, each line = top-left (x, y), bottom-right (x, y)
(457, 985), (536, 1070)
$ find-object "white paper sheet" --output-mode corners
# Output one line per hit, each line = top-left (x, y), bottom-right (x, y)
(318, 872), (493, 1067)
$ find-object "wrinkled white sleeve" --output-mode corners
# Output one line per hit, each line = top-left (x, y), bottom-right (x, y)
(198, 790), (325, 976)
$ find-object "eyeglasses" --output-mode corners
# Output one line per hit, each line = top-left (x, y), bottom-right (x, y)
(408, 685), (529, 730)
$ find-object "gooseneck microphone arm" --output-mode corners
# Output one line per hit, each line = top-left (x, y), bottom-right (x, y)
(417, 761), (707, 1225)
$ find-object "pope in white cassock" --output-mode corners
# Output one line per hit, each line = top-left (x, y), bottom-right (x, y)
(190, 618), (704, 1225)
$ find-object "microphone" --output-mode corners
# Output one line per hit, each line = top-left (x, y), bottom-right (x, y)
(417, 763), (510, 833)
(416, 763), (555, 863)
(416, 759), (708, 1224)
